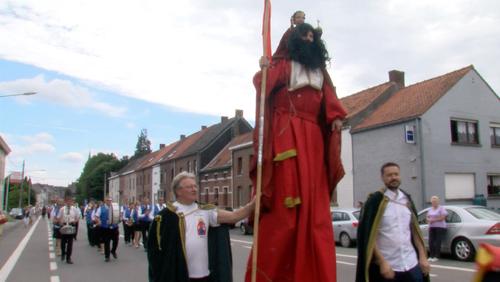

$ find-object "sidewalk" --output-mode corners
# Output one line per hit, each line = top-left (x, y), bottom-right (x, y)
(0, 220), (22, 236)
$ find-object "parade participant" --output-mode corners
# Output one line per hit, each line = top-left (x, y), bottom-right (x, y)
(153, 197), (166, 216)
(95, 196), (120, 262)
(427, 196), (448, 262)
(122, 202), (134, 245)
(73, 200), (81, 240)
(148, 171), (255, 282)
(85, 201), (96, 246)
(356, 162), (430, 282)
(42, 205), (47, 218)
(272, 10), (306, 60)
(51, 199), (64, 256)
(57, 193), (80, 264)
(92, 201), (105, 253)
(131, 202), (141, 248)
(246, 22), (346, 282)
(23, 206), (30, 227)
(138, 197), (153, 250)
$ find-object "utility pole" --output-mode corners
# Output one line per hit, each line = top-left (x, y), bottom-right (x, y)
(18, 160), (25, 208)
(4, 175), (10, 211)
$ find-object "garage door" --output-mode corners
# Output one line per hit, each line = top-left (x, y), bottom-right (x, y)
(445, 173), (475, 199)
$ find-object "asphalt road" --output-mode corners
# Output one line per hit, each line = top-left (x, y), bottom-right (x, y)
(0, 217), (477, 282)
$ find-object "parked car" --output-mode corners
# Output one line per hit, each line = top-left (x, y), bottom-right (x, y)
(236, 218), (253, 235)
(331, 208), (360, 247)
(9, 208), (24, 219)
(417, 205), (500, 261)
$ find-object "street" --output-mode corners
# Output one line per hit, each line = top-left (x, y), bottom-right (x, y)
(0, 216), (476, 282)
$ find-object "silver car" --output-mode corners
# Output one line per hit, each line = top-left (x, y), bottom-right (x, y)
(331, 208), (360, 248)
(417, 205), (500, 261)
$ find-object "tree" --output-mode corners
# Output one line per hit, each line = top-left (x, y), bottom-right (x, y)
(134, 128), (152, 159)
(7, 182), (36, 209)
(75, 153), (127, 203)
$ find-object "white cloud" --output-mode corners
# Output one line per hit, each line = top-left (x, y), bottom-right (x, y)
(0, 75), (127, 117)
(60, 152), (84, 163)
(0, 0), (499, 117)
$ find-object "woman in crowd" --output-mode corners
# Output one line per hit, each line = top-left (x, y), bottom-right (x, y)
(427, 195), (448, 262)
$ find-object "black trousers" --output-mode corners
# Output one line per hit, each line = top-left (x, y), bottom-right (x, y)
(429, 227), (446, 258)
(101, 227), (119, 258)
(61, 234), (74, 260)
(123, 222), (134, 243)
(140, 221), (151, 248)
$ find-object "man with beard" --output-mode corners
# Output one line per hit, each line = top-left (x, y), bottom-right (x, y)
(245, 23), (346, 282)
(355, 162), (430, 282)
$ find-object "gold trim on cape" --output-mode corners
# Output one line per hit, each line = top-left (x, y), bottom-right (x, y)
(273, 149), (297, 162)
(284, 196), (301, 208)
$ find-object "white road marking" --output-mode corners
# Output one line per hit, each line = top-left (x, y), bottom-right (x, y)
(230, 239), (252, 244)
(50, 275), (60, 282)
(231, 238), (474, 273)
(48, 241), (53, 246)
(50, 262), (57, 271)
(0, 217), (42, 281)
(49, 253), (55, 259)
(337, 260), (356, 266)
(49, 246), (54, 252)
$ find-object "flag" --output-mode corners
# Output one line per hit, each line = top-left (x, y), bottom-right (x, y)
(262, 0), (272, 61)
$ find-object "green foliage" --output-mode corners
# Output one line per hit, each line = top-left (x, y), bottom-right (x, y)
(6, 183), (36, 209)
(75, 153), (127, 203)
(134, 128), (152, 159)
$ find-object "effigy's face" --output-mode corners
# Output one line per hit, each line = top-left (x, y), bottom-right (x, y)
(294, 12), (305, 25)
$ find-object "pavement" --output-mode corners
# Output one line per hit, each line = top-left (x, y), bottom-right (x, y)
(0, 216), (479, 282)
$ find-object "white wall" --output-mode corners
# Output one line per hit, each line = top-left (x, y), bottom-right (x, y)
(336, 128), (354, 208)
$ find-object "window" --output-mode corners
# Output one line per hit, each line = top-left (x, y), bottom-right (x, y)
(237, 157), (243, 175)
(487, 174), (500, 197)
(451, 119), (479, 145)
(237, 186), (243, 207)
(490, 123), (500, 147)
(214, 173), (218, 180)
(445, 210), (461, 223)
(187, 161), (191, 172)
(171, 168), (174, 180)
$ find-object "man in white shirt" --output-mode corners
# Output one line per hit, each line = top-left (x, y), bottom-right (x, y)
(57, 194), (81, 264)
(356, 162), (430, 282)
(148, 171), (255, 282)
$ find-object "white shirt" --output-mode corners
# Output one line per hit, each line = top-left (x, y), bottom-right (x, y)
(57, 205), (81, 224)
(376, 189), (418, 272)
(288, 60), (324, 91)
(173, 201), (218, 278)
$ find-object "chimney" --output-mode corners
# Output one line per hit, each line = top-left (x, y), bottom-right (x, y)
(221, 116), (229, 123)
(159, 144), (165, 149)
(180, 134), (186, 140)
(201, 125), (207, 130)
(235, 109), (244, 118)
(389, 70), (405, 89)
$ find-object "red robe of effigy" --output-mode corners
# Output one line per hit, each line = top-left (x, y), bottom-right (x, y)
(245, 59), (347, 282)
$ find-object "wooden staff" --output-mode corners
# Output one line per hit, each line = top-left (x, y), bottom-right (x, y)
(251, 1), (271, 281)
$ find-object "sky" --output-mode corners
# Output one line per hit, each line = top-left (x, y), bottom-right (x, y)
(1, 0), (499, 186)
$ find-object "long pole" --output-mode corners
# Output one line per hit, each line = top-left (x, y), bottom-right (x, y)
(5, 175), (10, 211)
(251, 1), (271, 281)
(18, 160), (25, 208)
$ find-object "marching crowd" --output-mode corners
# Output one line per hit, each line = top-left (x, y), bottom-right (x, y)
(46, 192), (167, 264)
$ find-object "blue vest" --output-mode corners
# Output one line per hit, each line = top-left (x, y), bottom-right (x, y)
(99, 205), (118, 229)
(131, 208), (138, 223)
(140, 205), (152, 222)
(85, 209), (93, 224)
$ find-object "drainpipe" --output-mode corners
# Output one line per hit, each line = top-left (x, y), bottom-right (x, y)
(416, 118), (427, 209)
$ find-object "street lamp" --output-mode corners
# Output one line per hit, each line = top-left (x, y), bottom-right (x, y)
(0, 92), (37, 98)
